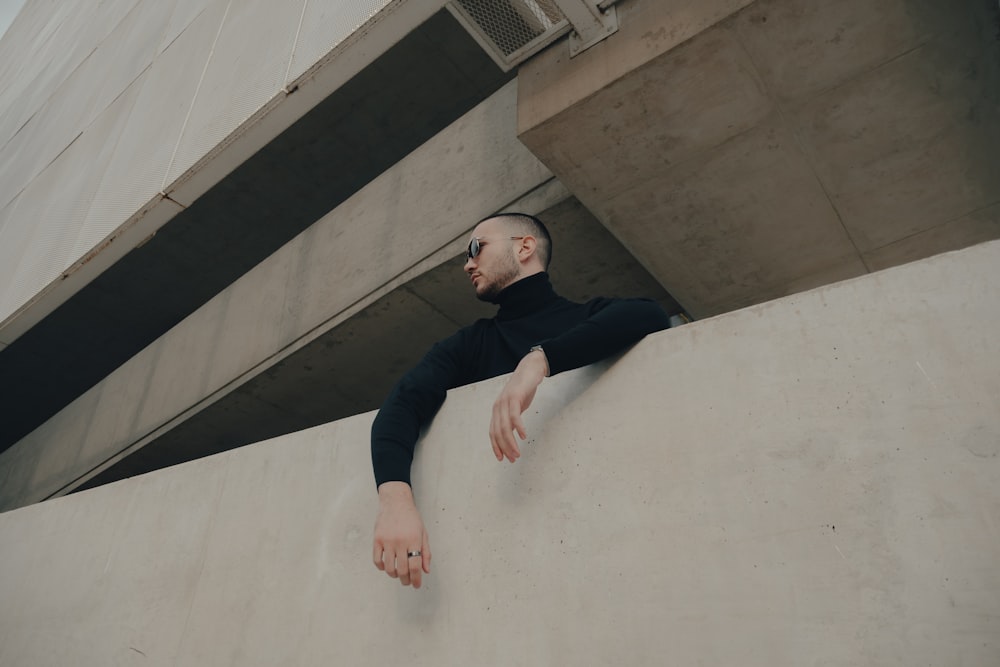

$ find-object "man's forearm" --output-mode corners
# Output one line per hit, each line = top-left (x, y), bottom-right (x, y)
(371, 376), (446, 488)
(371, 337), (463, 488)
(371, 390), (421, 487)
(541, 298), (670, 374)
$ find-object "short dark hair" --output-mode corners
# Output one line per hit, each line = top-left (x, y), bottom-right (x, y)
(480, 212), (552, 269)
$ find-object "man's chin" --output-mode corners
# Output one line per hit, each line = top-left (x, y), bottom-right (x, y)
(475, 284), (501, 303)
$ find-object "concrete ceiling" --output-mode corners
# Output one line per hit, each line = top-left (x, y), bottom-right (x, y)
(518, 0), (1000, 319)
(77, 197), (681, 490)
(0, 9), (516, 453)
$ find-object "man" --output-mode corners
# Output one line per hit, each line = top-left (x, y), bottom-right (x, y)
(371, 212), (671, 588)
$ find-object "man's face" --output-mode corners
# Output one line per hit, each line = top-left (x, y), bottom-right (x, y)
(464, 218), (521, 302)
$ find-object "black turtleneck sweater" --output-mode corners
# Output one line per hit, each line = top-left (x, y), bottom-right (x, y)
(371, 272), (671, 487)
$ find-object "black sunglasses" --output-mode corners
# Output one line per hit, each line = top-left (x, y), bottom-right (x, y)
(467, 236), (526, 259)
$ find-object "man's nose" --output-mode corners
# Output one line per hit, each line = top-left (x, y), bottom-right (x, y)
(464, 255), (475, 272)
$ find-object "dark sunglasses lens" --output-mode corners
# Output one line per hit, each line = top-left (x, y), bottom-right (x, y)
(467, 238), (480, 259)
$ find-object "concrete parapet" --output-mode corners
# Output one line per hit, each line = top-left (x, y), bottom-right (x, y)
(1, 240), (997, 665)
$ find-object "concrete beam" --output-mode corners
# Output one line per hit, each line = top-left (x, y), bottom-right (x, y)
(517, 0), (1000, 317)
(1, 239), (997, 665)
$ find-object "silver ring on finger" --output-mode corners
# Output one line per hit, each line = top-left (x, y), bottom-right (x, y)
(407, 550), (422, 558)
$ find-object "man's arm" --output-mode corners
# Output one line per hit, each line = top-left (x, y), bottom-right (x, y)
(371, 333), (469, 487)
(541, 298), (671, 375)
(489, 298), (670, 461)
(371, 333), (469, 588)
(490, 347), (548, 462)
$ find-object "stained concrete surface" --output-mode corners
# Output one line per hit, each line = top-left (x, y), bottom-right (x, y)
(0, 240), (997, 665)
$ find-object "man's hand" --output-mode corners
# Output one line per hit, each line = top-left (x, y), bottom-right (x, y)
(490, 348), (549, 463)
(373, 482), (431, 588)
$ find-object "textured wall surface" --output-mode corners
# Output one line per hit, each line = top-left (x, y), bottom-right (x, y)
(0, 0), (443, 341)
(0, 240), (997, 665)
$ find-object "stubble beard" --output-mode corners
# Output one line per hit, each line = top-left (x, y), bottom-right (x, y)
(475, 251), (521, 303)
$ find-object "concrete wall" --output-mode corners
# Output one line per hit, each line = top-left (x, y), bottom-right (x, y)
(0, 81), (559, 511)
(1, 240), (997, 666)
(0, 0), (447, 345)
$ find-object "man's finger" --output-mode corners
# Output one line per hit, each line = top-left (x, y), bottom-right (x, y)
(512, 410), (527, 442)
(385, 550), (399, 578)
(497, 401), (515, 461)
(408, 552), (422, 589)
(510, 406), (525, 456)
(502, 400), (521, 461)
(490, 403), (504, 461)
(496, 400), (508, 456)
(422, 532), (432, 574)
(373, 542), (385, 571)
(506, 430), (521, 460)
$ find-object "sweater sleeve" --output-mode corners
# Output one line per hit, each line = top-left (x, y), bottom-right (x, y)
(371, 330), (470, 488)
(539, 298), (671, 376)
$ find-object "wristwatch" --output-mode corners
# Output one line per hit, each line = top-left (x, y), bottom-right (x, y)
(529, 344), (549, 376)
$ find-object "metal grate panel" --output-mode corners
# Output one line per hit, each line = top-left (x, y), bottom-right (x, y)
(448, 0), (570, 70)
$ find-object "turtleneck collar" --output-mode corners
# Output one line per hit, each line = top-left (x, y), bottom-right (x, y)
(493, 272), (559, 321)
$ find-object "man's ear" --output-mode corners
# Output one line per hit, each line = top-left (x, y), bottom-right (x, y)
(517, 235), (537, 263)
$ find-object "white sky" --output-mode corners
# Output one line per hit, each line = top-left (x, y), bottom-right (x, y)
(0, 0), (27, 43)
